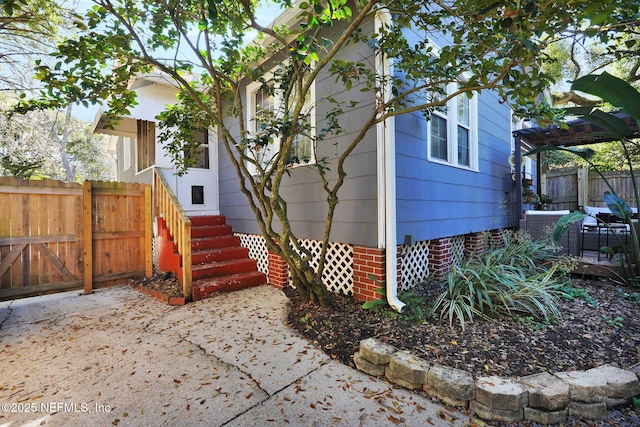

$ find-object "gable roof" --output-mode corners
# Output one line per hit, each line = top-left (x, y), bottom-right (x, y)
(513, 111), (640, 147)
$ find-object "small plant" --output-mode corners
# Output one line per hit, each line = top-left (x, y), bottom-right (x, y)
(539, 194), (553, 205)
(515, 315), (550, 331)
(557, 284), (599, 307)
(361, 287), (390, 311)
(362, 287), (428, 324)
(298, 313), (313, 330)
(617, 288), (640, 303)
(603, 315), (624, 328)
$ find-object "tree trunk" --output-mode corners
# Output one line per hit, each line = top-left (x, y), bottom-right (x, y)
(289, 263), (331, 307)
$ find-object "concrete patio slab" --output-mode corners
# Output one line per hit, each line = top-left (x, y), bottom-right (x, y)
(0, 285), (470, 426)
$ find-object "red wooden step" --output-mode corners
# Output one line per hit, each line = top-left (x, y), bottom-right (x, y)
(191, 235), (241, 250)
(189, 215), (226, 227)
(191, 224), (233, 238)
(192, 258), (258, 280)
(191, 271), (267, 301)
(191, 247), (249, 265)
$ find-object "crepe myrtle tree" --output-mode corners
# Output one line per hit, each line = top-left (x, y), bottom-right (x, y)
(14, 0), (639, 305)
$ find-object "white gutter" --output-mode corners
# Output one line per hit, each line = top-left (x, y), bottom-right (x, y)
(375, 9), (405, 313)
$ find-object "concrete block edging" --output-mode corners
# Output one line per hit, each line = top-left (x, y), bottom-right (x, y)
(354, 337), (640, 425)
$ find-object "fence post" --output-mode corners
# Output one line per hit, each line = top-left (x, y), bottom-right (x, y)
(144, 185), (153, 277)
(83, 181), (93, 294)
(577, 165), (589, 208)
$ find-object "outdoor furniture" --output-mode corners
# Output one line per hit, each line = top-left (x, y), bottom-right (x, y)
(579, 206), (638, 259)
(520, 210), (579, 256)
(581, 213), (629, 260)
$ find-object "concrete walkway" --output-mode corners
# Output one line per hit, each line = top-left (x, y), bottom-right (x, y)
(0, 285), (471, 426)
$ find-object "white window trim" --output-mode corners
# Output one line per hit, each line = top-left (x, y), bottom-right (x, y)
(245, 68), (316, 176)
(123, 136), (131, 171)
(186, 129), (211, 170)
(427, 82), (478, 171)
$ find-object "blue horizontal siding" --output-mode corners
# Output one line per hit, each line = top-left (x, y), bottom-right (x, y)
(395, 90), (515, 241)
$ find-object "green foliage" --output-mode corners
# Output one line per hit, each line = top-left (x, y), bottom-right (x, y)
(0, 0), (77, 92)
(362, 287), (427, 324)
(361, 288), (389, 311)
(551, 211), (588, 246)
(433, 231), (568, 330)
(0, 97), (113, 181)
(515, 315), (550, 331)
(557, 284), (599, 307)
(298, 313), (314, 331)
(603, 315), (624, 328)
(533, 72), (640, 283)
(0, 154), (42, 179)
(616, 288), (640, 303)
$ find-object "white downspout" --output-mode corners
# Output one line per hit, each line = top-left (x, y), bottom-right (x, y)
(376, 9), (405, 313)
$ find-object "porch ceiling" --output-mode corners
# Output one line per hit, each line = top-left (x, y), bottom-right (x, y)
(94, 115), (137, 138)
(513, 111), (640, 148)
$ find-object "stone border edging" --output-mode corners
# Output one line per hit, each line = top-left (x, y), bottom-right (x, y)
(354, 338), (640, 424)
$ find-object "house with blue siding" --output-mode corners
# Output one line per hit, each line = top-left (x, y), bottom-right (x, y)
(94, 7), (522, 303)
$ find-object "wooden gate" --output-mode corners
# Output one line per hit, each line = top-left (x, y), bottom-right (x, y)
(0, 178), (152, 300)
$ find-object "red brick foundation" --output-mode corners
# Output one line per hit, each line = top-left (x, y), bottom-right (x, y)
(427, 237), (454, 280)
(352, 246), (386, 302)
(267, 251), (289, 288)
(465, 232), (488, 258)
(490, 229), (505, 248)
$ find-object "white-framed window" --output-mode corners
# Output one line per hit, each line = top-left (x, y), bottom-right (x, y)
(184, 129), (210, 169)
(427, 83), (478, 170)
(245, 70), (315, 175)
(136, 119), (155, 172)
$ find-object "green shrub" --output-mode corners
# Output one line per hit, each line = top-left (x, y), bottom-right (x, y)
(433, 231), (567, 330)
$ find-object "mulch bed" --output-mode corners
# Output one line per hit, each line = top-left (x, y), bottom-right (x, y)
(285, 277), (640, 425)
(130, 271), (186, 305)
(285, 277), (640, 379)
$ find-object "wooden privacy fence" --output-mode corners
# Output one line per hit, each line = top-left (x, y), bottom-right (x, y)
(542, 166), (640, 210)
(0, 178), (152, 300)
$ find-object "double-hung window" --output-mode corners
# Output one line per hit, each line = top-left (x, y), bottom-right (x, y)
(246, 71), (315, 175)
(184, 130), (210, 169)
(427, 83), (477, 170)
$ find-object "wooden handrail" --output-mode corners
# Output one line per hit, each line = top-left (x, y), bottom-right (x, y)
(153, 169), (192, 298)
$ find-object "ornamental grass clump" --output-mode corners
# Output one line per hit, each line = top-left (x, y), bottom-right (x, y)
(433, 231), (569, 330)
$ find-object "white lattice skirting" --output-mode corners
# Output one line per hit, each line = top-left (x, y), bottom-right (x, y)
(152, 236), (159, 270)
(451, 235), (466, 267)
(400, 240), (430, 290)
(236, 233), (269, 276)
(293, 239), (354, 295)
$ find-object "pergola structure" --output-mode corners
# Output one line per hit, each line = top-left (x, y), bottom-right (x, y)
(511, 111), (640, 223)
